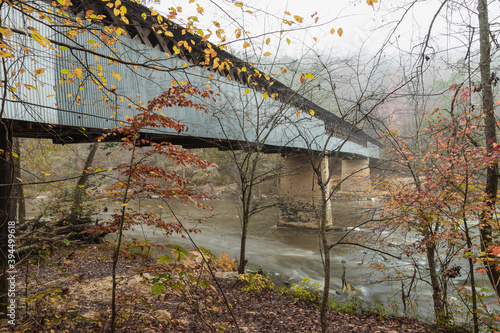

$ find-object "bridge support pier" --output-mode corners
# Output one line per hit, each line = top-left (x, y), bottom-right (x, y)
(341, 157), (371, 192)
(278, 155), (370, 229)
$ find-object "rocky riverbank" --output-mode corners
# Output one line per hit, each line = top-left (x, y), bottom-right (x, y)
(5, 244), (467, 332)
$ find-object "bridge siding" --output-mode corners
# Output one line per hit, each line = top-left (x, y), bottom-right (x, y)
(2, 5), (379, 159)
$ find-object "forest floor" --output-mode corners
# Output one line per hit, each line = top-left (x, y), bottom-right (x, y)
(4, 244), (470, 333)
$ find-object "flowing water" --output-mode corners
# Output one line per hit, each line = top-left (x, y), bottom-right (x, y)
(101, 198), (451, 319)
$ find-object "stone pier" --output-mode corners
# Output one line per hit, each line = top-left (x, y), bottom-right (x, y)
(278, 154), (370, 229)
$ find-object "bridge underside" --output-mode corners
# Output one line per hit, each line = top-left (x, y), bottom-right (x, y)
(7, 119), (361, 157)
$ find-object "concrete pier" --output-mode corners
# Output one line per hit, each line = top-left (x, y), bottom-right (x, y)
(278, 154), (370, 228)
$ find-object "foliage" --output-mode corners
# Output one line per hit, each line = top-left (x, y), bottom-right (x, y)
(238, 272), (275, 293)
(283, 277), (322, 304)
(381, 108), (500, 329)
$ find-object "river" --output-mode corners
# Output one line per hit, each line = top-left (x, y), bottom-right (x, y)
(98, 197), (497, 323)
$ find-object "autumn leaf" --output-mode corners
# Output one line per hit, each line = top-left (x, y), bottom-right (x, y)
(262, 92), (268, 99)
(294, 15), (303, 23)
(305, 73), (314, 79)
(235, 2), (243, 7)
(243, 42), (250, 48)
(309, 109), (315, 116)
(286, 38), (291, 45)
(284, 11), (291, 16)
(111, 72), (122, 81)
(263, 52), (271, 56)
(34, 68), (45, 75)
(296, 111), (301, 117)
(265, 37), (270, 44)
(244, 89), (250, 96)
(366, 0), (378, 7)
(338, 28), (343, 37)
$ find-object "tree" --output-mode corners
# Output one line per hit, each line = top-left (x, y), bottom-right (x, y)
(477, 0), (500, 299)
(287, 49), (404, 332)
(93, 84), (215, 332)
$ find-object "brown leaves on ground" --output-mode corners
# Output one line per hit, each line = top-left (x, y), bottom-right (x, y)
(13, 245), (466, 332)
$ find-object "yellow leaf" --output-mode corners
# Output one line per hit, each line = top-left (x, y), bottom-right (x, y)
(244, 89), (250, 96)
(338, 28), (343, 37)
(208, 73), (214, 80)
(284, 11), (291, 16)
(265, 37), (270, 44)
(366, 0), (378, 7)
(73, 68), (83, 75)
(309, 109), (315, 116)
(141, 13), (147, 20)
(173, 45), (180, 54)
(34, 68), (45, 75)
(305, 73), (314, 79)
(294, 15), (303, 23)
(296, 111), (300, 117)
(243, 42), (250, 48)
(121, 203), (129, 207)
(286, 38), (291, 45)
(241, 67), (247, 72)
(235, 2), (243, 7)
(111, 72), (122, 81)
(11, 152), (18, 158)
(330, 28), (335, 35)
(263, 52), (271, 56)
(61, 69), (69, 74)
(262, 92), (268, 99)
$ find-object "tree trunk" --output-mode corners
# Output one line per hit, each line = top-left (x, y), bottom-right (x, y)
(426, 241), (448, 324)
(69, 142), (99, 221)
(237, 214), (249, 275)
(13, 139), (25, 224)
(0, 122), (12, 321)
(477, 0), (500, 297)
(318, 157), (331, 333)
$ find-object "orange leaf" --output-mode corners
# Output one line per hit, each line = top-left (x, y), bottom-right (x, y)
(338, 28), (343, 37)
(111, 72), (122, 81)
